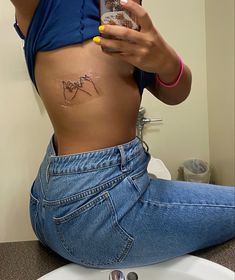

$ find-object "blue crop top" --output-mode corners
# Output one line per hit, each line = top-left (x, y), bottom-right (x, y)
(14, 0), (155, 95)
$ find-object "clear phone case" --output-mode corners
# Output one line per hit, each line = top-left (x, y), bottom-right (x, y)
(99, 0), (141, 52)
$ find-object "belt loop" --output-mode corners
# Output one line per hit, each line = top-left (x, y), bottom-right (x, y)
(117, 145), (128, 172)
(46, 156), (52, 184)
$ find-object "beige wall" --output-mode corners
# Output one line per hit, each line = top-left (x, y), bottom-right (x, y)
(0, 1), (233, 242)
(205, 0), (235, 186)
(0, 2), (53, 242)
(142, 0), (210, 180)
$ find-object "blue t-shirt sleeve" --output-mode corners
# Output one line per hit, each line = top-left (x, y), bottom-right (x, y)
(133, 68), (156, 95)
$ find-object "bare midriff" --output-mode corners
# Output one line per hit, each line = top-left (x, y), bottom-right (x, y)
(16, 10), (141, 156)
(35, 41), (141, 155)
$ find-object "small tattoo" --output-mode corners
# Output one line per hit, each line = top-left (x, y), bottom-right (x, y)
(62, 74), (100, 104)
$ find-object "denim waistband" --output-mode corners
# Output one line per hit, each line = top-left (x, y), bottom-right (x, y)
(45, 135), (149, 175)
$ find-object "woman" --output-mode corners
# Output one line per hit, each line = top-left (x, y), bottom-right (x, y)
(11, 0), (234, 269)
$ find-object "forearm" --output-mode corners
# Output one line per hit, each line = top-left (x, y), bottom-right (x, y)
(148, 47), (192, 106)
(153, 65), (192, 106)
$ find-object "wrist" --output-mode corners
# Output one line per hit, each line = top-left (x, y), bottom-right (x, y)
(156, 53), (184, 88)
(158, 51), (181, 82)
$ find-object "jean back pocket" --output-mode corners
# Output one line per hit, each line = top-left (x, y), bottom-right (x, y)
(53, 191), (134, 267)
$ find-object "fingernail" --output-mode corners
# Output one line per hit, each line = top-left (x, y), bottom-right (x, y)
(93, 36), (101, 44)
(99, 25), (105, 32)
(120, 0), (128, 4)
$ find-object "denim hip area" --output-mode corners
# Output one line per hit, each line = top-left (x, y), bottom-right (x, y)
(38, 135), (150, 202)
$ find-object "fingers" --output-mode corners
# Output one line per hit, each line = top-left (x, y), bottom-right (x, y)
(92, 0), (156, 68)
(120, 0), (154, 32)
(93, 35), (138, 54)
(99, 24), (146, 44)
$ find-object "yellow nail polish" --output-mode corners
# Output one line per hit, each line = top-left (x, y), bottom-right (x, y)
(93, 36), (101, 44)
(99, 25), (105, 32)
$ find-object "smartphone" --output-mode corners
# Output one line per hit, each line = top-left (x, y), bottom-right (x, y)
(99, 0), (142, 52)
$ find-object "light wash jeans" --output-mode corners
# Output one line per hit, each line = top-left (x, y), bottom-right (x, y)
(30, 135), (235, 268)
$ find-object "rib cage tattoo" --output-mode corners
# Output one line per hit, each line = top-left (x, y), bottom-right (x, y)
(62, 74), (100, 104)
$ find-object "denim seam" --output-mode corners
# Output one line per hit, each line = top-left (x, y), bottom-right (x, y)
(53, 194), (110, 263)
(127, 168), (149, 193)
(53, 192), (109, 224)
(54, 222), (76, 261)
(43, 172), (130, 207)
(104, 192), (134, 263)
(106, 192), (134, 243)
(49, 148), (141, 162)
(127, 176), (142, 194)
(30, 196), (40, 241)
(46, 156), (53, 183)
(118, 145), (128, 172)
(54, 192), (133, 266)
(30, 191), (39, 203)
(48, 151), (142, 176)
(49, 163), (120, 176)
(139, 199), (235, 208)
(49, 139), (141, 159)
(130, 167), (147, 180)
(39, 166), (46, 197)
(30, 191), (48, 247)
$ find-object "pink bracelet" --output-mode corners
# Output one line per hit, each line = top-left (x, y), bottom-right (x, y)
(156, 56), (184, 88)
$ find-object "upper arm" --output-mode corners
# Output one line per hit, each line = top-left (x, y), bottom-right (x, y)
(10, 0), (39, 18)
(11, 0), (39, 37)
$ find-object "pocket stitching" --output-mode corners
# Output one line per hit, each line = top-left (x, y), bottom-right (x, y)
(30, 194), (40, 240)
(105, 193), (134, 263)
(49, 163), (120, 176)
(127, 168), (148, 193)
(53, 192), (109, 224)
(49, 150), (141, 176)
(30, 183), (39, 234)
(130, 168), (146, 180)
(30, 191), (39, 204)
(53, 192), (134, 266)
(44, 172), (130, 207)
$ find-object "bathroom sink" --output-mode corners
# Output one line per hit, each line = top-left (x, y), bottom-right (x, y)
(147, 156), (171, 180)
(38, 255), (234, 280)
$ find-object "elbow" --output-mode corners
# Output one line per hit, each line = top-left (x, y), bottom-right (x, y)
(167, 65), (192, 106)
(147, 64), (192, 106)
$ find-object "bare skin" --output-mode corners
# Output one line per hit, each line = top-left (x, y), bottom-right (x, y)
(35, 42), (141, 155)
(13, 1), (141, 155)
(11, 0), (192, 155)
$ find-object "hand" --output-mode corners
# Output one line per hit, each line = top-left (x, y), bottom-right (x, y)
(93, 0), (180, 77)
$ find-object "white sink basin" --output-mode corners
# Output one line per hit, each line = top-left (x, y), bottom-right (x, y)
(147, 157), (171, 180)
(38, 255), (234, 280)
